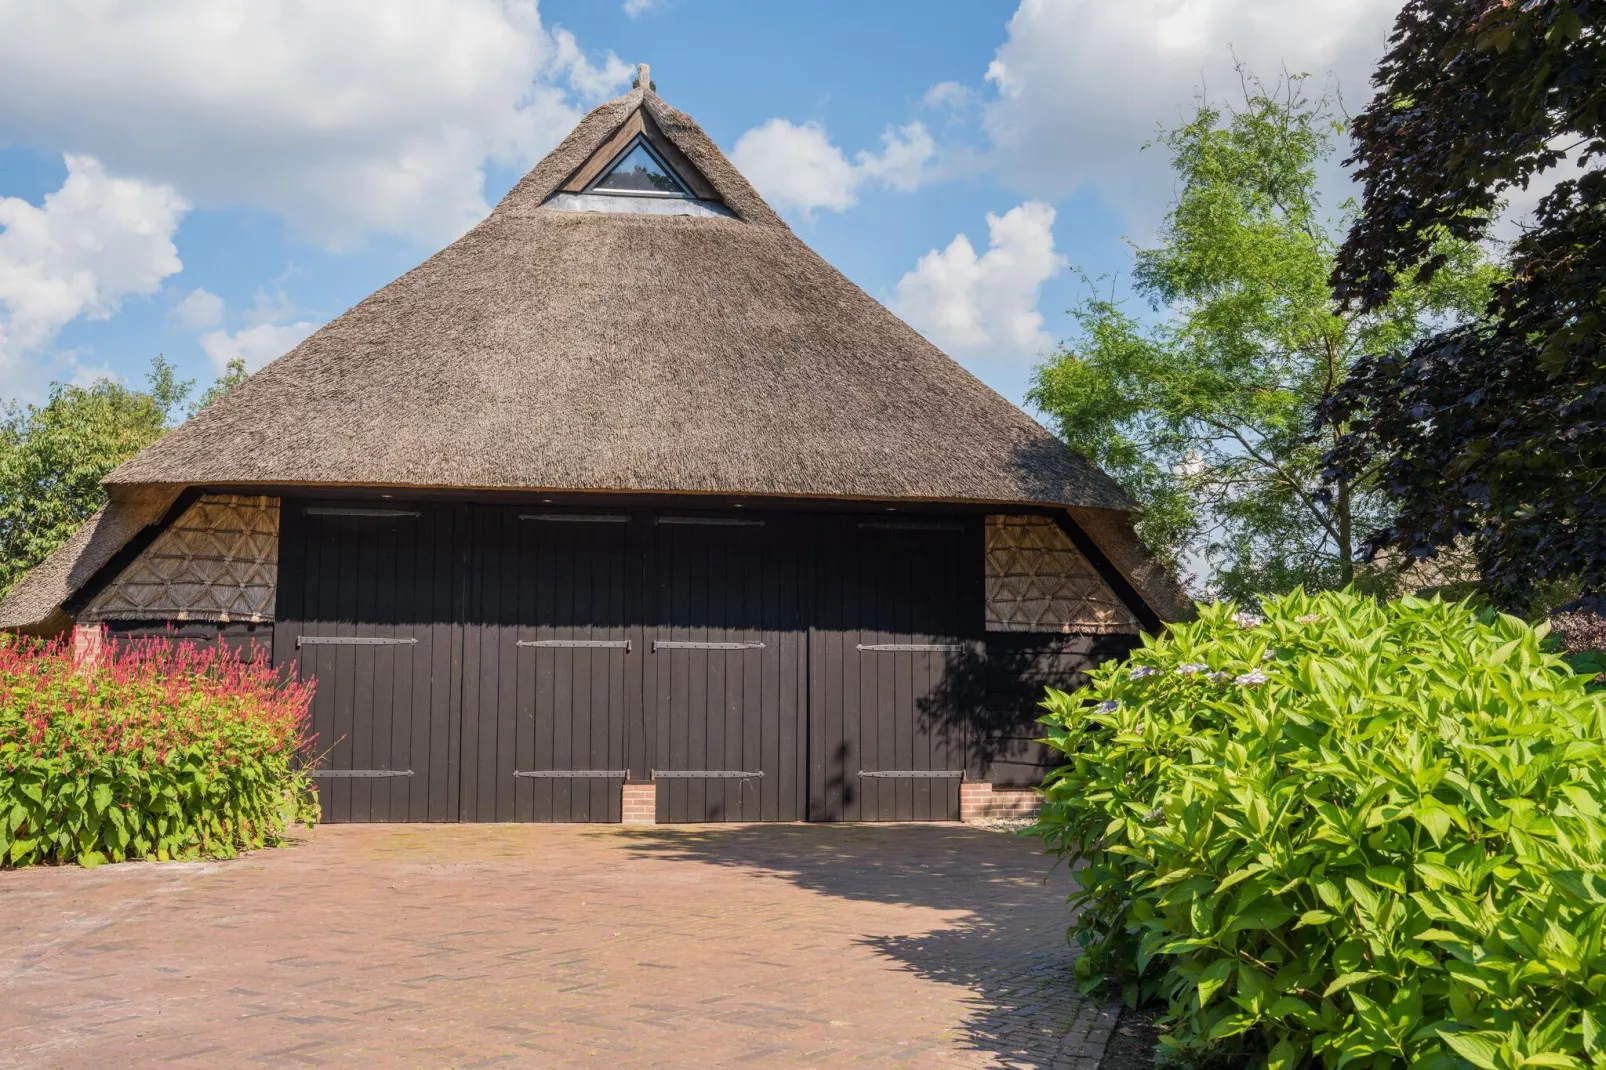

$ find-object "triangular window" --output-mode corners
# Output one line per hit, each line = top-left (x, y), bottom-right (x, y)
(588, 137), (693, 198)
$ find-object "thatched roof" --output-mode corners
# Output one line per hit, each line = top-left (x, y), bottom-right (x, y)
(0, 488), (178, 634)
(104, 83), (1130, 509)
(1, 75), (1184, 633)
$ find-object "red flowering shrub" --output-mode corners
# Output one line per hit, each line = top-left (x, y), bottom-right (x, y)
(0, 635), (318, 868)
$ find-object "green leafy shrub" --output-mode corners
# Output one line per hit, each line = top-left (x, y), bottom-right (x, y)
(1037, 589), (1606, 1069)
(1, 635), (318, 867)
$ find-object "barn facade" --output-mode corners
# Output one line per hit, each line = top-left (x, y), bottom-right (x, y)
(0, 68), (1185, 824)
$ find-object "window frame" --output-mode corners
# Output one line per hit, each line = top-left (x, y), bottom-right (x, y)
(584, 135), (696, 200)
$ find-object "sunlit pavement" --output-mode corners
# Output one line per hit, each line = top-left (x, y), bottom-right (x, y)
(0, 823), (1114, 1068)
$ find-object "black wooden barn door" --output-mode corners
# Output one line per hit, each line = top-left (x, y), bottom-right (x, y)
(646, 513), (806, 822)
(275, 502), (467, 823)
(460, 507), (631, 822)
(808, 518), (979, 821)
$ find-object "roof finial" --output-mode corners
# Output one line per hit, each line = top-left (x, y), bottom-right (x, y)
(634, 63), (652, 92)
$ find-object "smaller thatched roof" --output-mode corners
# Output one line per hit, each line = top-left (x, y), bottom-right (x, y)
(0, 488), (178, 634)
(1068, 507), (1192, 623)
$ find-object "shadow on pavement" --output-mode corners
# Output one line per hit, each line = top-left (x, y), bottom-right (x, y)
(614, 823), (1112, 1069)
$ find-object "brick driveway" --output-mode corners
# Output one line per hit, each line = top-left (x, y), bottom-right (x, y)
(0, 824), (1115, 1068)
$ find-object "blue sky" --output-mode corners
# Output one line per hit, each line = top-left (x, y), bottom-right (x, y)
(0, 0), (1403, 415)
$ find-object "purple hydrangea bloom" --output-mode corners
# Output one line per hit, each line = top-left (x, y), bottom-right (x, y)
(1129, 665), (1158, 679)
(1094, 700), (1120, 713)
(1175, 662), (1210, 676)
(1235, 671), (1269, 687)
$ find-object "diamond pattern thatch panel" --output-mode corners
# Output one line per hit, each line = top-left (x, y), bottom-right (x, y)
(985, 515), (1138, 634)
(81, 495), (279, 623)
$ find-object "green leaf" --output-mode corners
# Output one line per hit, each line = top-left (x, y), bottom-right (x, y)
(1267, 1037), (1301, 1070)
(1550, 871), (1606, 905)
(1367, 866), (1406, 894)
(1324, 971), (1382, 997)
(1416, 803), (1453, 845)
(1197, 957), (1235, 1008)
(1207, 1013), (1254, 1040)
(1226, 902), (1296, 932)
(1444, 1031), (1505, 1070)
(1582, 1010), (1602, 1057)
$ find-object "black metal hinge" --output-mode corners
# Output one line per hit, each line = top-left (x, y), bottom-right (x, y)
(297, 636), (419, 648)
(517, 639), (631, 651)
(652, 640), (765, 651)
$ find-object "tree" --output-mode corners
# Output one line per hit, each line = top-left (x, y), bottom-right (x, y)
(0, 357), (191, 597)
(1328, 0), (1606, 612)
(190, 357), (249, 417)
(1029, 73), (1497, 599)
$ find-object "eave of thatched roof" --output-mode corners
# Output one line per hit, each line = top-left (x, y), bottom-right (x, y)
(102, 84), (1131, 513)
(0, 487), (179, 636)
(1068, 507), (1194, 623)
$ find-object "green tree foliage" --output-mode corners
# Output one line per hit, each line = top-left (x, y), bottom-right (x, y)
(1328, 0), (1605, 613)
(189, 357), (249, 417)
(1037, 589), (1606, 1069)
(1029, 75), (1497, 600)
(0, 357), (190, 598)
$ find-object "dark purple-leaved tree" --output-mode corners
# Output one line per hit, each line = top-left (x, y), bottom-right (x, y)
(1327, 0), (1605, 610)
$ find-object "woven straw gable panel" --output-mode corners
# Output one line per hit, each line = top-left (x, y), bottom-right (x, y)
(81, 495), (279, 623)
(985, 515), (1139, 634)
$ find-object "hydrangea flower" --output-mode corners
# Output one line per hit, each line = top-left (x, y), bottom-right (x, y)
(1094, 700), (1120, 713)
(1175, 662), (1210, 676)
(1233, 612), (1262, 629)
(1235, 671), (1270, 687)
(1206, 671), (1231, 683)
(1129, 665), (1158, 679)
(1262, 649), (1276, 661)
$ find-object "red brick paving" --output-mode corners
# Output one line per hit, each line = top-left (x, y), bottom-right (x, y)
(0, 824), (1115, 1068)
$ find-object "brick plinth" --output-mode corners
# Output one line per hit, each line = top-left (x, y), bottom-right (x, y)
(960, 781), (1041, 823)
(621, 781), (657, 825)
(70, 623), (107, 672)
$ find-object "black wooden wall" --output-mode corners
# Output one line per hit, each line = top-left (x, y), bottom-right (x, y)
(122, 498), (1141, 822)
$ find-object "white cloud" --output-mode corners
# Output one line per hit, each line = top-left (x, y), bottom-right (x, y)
(730, 119), (936, 215)
(170, 287), (224, 330)
(0, 1), (632, 248)
(623, 0), (656, 15)
(893, 200), (1066, 360)
(0, 154), (187, 387)
(200, 321), (319, 374)
(981, 0), (1400, 224)
(923, 81), (975, 111)
(856, 123), (937, 193)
